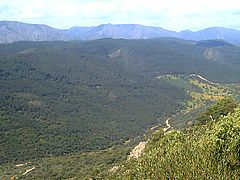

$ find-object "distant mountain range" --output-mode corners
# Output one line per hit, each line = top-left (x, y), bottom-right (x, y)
(1, 21), (240, 45)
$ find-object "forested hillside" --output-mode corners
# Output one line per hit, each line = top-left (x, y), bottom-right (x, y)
(107, 98), (240, 179)
(1, 38), (240, 164)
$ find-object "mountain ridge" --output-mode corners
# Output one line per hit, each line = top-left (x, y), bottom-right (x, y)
(1, 21), (240, 44)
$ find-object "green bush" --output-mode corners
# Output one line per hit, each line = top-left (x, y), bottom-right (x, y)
(107, 104), (240, 179)
(195, 97), (237, 125)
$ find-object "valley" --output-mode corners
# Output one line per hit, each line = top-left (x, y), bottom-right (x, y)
(0, 38), (240, 179)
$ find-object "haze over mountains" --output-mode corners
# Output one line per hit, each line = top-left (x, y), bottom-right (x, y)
(1, 21), (240, 45)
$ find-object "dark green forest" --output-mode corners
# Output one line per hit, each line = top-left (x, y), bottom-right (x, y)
(1, 38), (240, 165)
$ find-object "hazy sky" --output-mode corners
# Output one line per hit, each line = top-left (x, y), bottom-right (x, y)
(0, 0), (240, 31)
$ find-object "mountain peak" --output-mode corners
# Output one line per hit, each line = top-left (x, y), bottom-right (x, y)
(0, 21), (240, 45)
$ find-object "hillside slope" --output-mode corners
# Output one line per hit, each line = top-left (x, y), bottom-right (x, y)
(1, 38), (240, 164)
(107, 98), (240, 179)
(0, 39), (187, 163)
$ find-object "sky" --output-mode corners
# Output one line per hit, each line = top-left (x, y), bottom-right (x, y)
(0, 0), (240, 31)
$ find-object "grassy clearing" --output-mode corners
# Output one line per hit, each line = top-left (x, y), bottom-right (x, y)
(157, 74), (232, 112)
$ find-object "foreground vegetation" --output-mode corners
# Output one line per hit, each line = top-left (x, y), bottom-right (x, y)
(107, 98), (240, 179)
(1, 99), (238, 179)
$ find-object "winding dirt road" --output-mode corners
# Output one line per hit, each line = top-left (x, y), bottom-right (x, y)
(163, 118), (171, 132)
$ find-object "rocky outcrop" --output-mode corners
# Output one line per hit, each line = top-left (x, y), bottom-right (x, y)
(128, 141), (147, 159)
